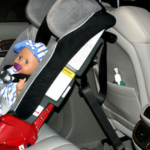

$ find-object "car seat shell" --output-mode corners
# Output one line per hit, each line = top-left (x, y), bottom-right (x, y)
(0, 0), (116, 149)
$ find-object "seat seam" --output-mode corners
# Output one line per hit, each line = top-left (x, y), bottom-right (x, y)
(51, 143), (74, 150)
(36, 135), (59, 143)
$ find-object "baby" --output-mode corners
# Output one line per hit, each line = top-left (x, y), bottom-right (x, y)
(0, 40), (48, 115)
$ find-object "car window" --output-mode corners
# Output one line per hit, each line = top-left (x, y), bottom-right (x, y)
(102, 0), (150, 12)
(0, 0), (29, 22)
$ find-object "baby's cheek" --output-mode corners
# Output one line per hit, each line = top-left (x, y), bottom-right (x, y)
(18, 66), (25, 74)
(23, 66), (33, 75)
(23, 67), (29, 72)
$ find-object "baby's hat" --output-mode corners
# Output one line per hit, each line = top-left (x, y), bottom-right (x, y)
(14, 40), (48, 62)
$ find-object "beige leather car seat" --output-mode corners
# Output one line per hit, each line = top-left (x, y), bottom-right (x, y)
(102, 6), (150, 138)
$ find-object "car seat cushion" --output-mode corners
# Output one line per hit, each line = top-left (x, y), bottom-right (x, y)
(26, 0), (56, 29)
(27, 124), (79, 150)
(47, 0), (101, 38)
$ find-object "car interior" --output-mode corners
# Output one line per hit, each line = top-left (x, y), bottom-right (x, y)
(0, 0), (150, 150)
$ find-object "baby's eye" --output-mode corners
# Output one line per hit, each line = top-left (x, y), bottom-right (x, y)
(19, 56), (22, 60)
(25, 60), (28, 64)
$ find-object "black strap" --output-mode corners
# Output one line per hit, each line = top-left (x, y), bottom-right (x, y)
(77, 39), (125, 150)
(0, 70), (13, 84)
(35, 17), (59, 46)
(35, 17), (51, 45)
(79, 82), (125, 150)
(97, 40), (107, 105)
(97, 32), (117, 105)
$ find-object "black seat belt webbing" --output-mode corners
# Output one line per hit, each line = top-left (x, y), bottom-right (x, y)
(35, 17), (51, 45)
(77, 40), (125, 150)
(35, 17), (59, 46)
(98, 40), (107, 105)
(80, 84), (125, 150)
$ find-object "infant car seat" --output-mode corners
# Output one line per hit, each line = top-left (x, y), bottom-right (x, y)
(0, 0), (116, 149)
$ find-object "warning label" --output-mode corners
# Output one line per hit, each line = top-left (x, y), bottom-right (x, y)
(45, 67), (75, 101)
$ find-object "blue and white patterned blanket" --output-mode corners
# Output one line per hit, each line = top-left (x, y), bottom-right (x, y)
(0, 66), (18, 116)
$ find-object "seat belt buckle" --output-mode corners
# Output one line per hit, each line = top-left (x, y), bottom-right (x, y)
(0, 70), (13, 84)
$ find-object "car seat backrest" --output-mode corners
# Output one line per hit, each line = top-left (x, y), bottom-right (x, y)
(47, 0), (101, 38)
(112, 6), (150, 43)
(26, 0), (57, 29)
(103, 6), (150, 137)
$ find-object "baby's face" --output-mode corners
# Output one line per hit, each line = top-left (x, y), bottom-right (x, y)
(13, 47), (39, 75)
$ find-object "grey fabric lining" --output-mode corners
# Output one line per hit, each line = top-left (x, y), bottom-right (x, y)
(57, 13), (95, 43)
(26, 0), (56, 28)
(28, 25), (38, 41)
(47, 0), (101, 38)
(65, 14), (94, 36)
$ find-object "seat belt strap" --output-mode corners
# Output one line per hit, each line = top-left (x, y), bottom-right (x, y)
(35, 17), (59, 46)
(77, 37), (125, 150)
(0, 70), (13, 90)
(93, 32), (117, 105)
(92, 40), (107, 105)
(98, 40), (107, 105)
(79, 83), (125, 150)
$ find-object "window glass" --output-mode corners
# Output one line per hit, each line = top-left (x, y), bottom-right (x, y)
(102, 0), (150, 11)
(0, 0), (29, 22)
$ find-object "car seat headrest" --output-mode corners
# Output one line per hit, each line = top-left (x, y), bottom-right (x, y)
(46, 0), (102, 38)
(26, 0), (56, 28)
(112, 6), (150, 43)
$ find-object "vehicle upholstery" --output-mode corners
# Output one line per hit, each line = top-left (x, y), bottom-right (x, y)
(1, 0), (148, 150)
(103, 6), (150, 138)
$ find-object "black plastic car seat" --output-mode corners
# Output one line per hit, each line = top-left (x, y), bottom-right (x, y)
(0, 0), (116, 149)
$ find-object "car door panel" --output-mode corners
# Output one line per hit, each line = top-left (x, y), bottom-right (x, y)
(0, 22), (29, 65)
(0, 22), (29, 40)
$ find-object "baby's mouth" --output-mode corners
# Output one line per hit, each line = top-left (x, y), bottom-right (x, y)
(14, 63), (22, 71)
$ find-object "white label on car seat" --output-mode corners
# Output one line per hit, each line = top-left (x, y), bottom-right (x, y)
(19, 145), (25, 150)
(33, 105), (44, 117)
(68, 30), (104, 70)
(62, 86), (71, 98)
(46, 67), (75, 101)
